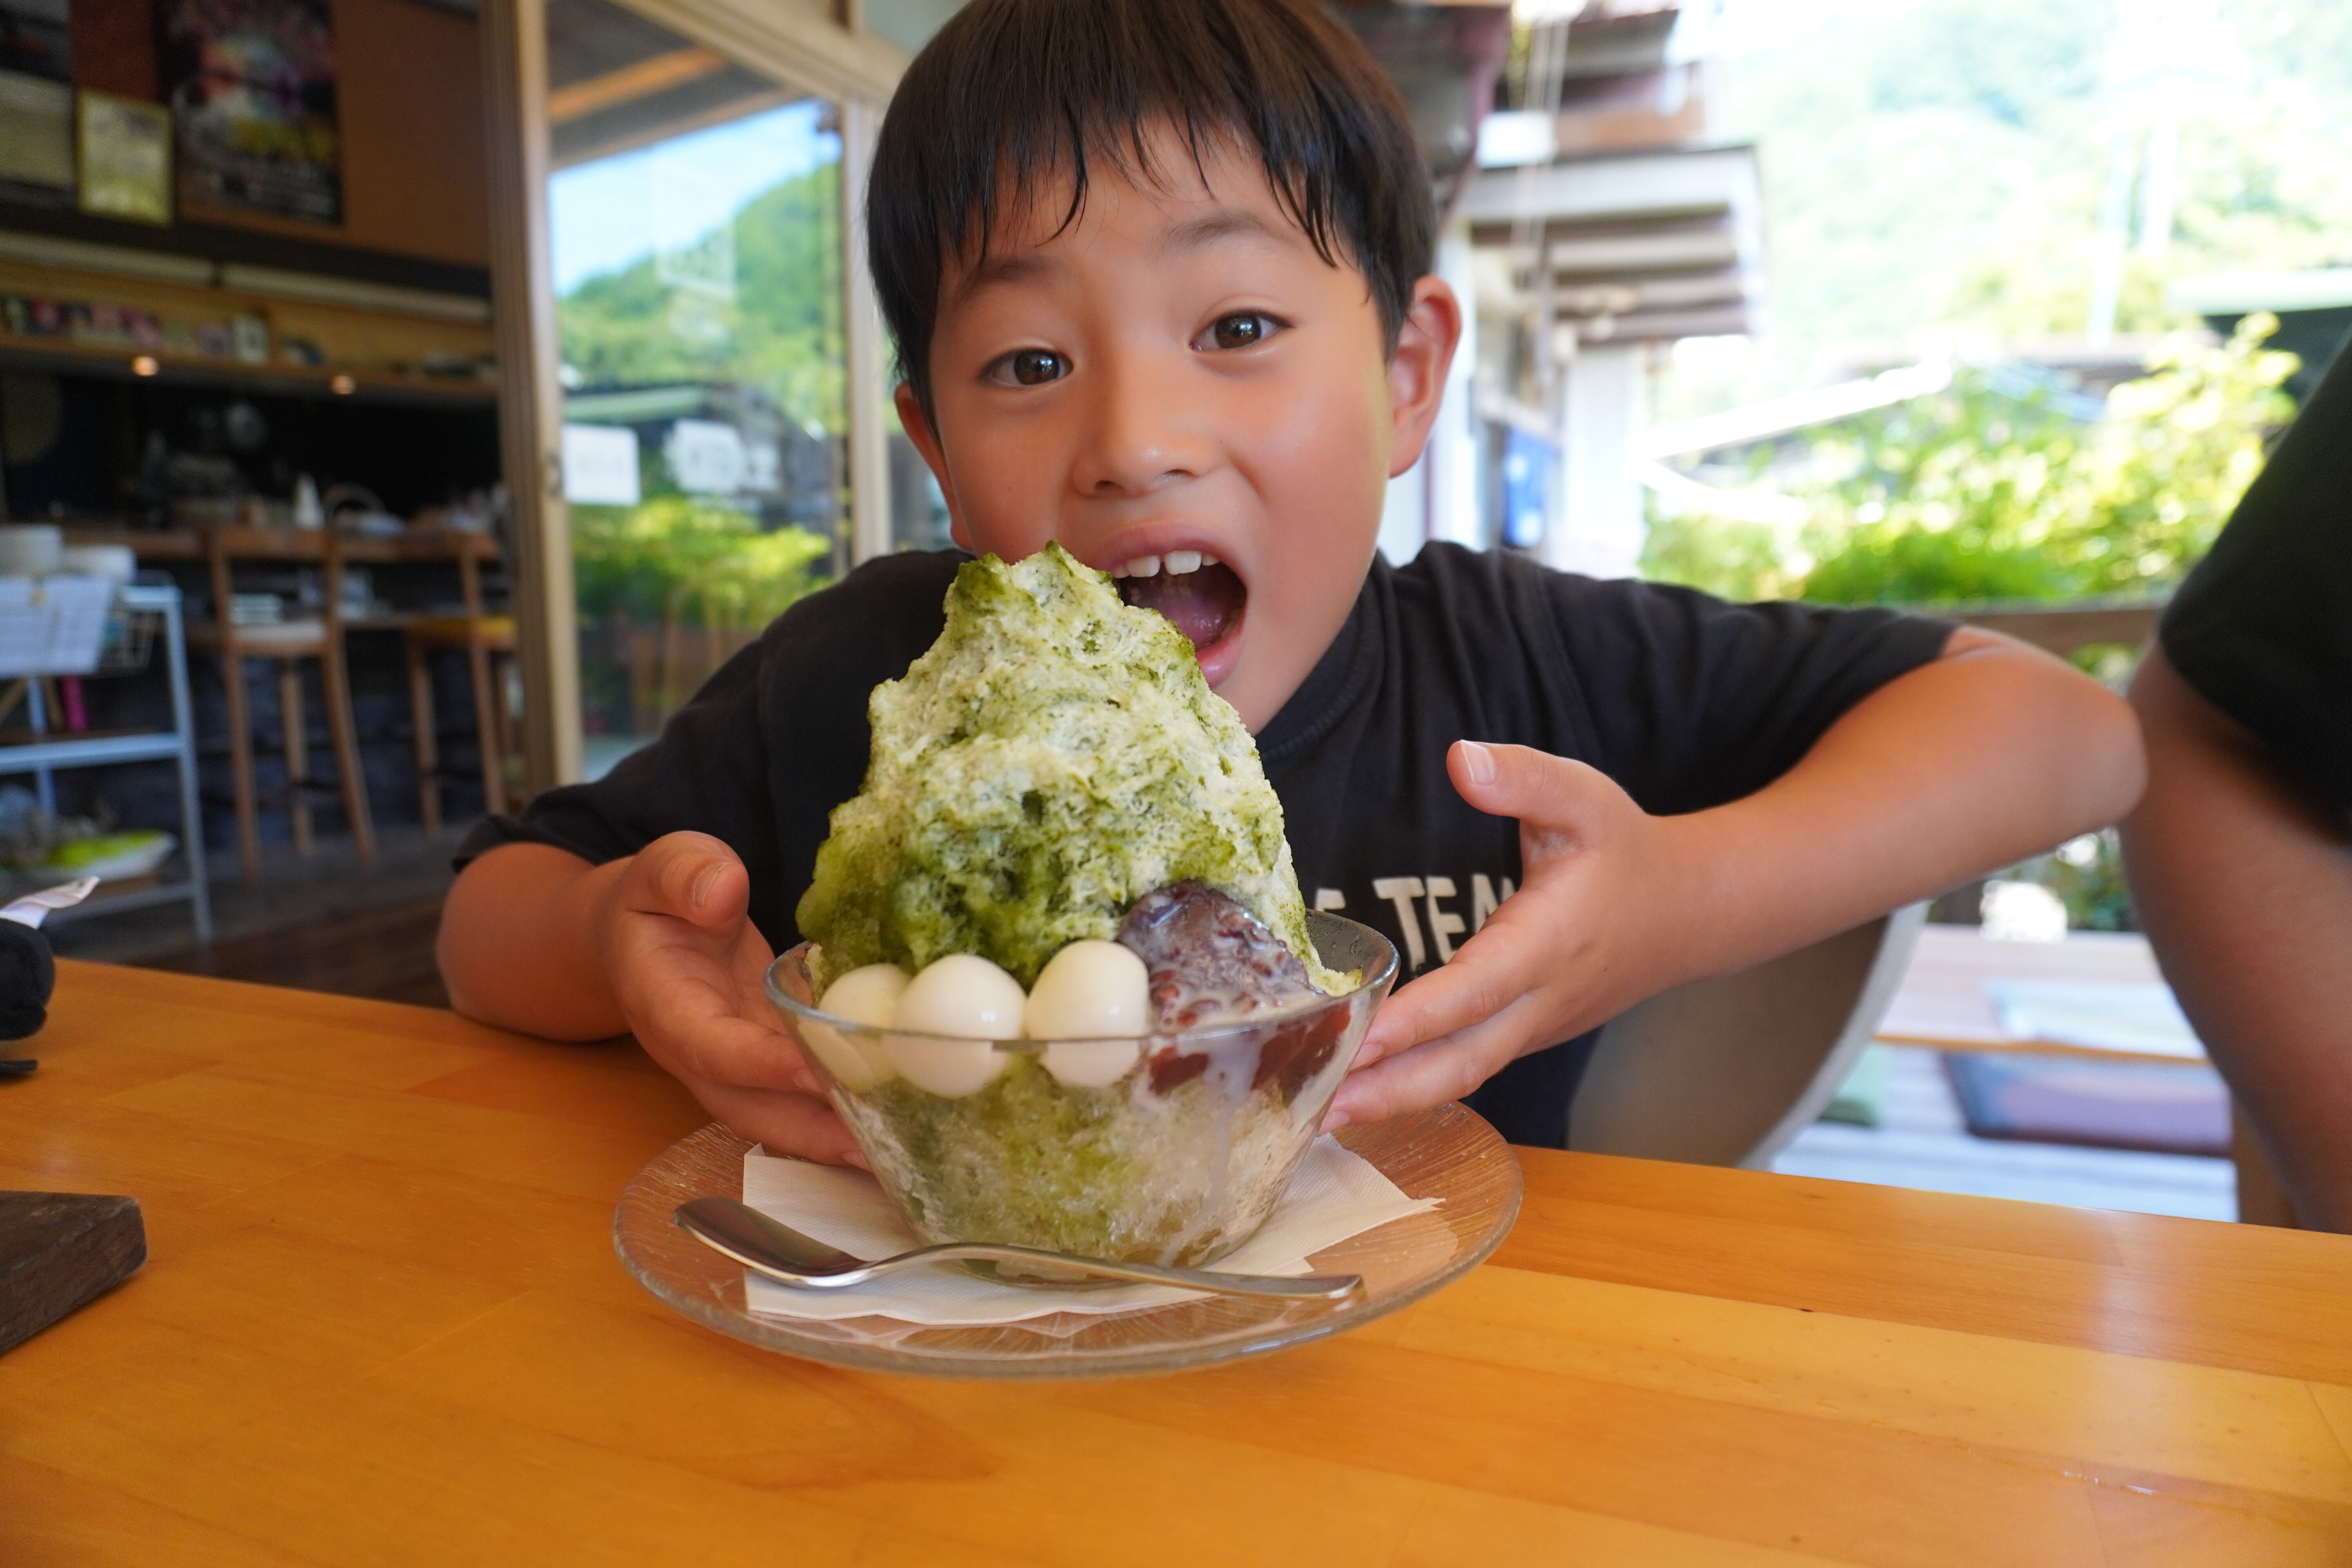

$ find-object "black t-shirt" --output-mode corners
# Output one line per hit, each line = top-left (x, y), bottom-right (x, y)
(2162, 344), (2352, 812)
(461, 543), (1952, 1146)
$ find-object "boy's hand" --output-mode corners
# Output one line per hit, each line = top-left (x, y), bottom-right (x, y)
(1326, 630), (2147, 1135)
(603, 833), (867, 1167)
(1325, 741), (1693, 1131)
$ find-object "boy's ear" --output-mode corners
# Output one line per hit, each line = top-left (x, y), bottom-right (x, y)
(1385, 276), (1463, 480)
(893, 382), (976, 551)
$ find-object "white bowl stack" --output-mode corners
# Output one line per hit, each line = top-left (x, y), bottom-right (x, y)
(0, 525), (64, 578)
(0, 526), (124, 676)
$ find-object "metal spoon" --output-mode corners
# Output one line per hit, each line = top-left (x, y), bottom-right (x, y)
(674, 1197), (1363, 1301)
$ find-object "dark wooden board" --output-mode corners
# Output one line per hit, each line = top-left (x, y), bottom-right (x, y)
(0, 1192), (146, 1355)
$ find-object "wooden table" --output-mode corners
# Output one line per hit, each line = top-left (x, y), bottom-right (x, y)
(4, 962), (2348, 1566)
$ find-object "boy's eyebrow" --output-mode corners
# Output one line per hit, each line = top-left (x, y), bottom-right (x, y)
(949, 207), (1294, 305)
(1159, 210), (1296, 256)
(956, 250), (1057, 300)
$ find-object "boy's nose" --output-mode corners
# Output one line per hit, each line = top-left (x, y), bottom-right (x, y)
(1069, 347), (1216, 497)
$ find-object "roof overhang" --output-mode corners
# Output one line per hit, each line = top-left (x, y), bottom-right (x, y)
(1462, 142), (1765, 347)
(2167, 269), (2352, 316)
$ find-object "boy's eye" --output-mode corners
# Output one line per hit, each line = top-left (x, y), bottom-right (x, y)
(1196, 312), (1283, 352)
(988, 349), (1069, 387)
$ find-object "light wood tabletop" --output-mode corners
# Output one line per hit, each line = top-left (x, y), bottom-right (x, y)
(3, 960), (2348, 1566)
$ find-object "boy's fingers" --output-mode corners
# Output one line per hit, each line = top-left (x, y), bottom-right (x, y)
(662, 1011), (821, 1096)
(693, 1080), (867, 1169)
(1327, 1004), (1537, 1129)
(626, 962), (817, 1093)
(1448, 740), (1610, 829)
(1357, 932), (1540, 1066)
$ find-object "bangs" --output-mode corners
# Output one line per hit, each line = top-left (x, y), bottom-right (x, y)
(868, 0), (1433, 410)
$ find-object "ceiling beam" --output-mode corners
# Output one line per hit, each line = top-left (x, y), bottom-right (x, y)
(547, 45), (729, 124)
(613, 0), (910, 107)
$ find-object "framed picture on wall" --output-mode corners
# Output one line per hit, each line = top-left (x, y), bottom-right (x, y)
(158, 0), (342, 225)
(78, 91), (173, 224)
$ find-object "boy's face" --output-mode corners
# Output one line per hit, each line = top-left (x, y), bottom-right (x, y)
(897, 131), (1459, 732)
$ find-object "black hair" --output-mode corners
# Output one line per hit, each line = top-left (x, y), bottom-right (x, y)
(866, 0), (1434, 414)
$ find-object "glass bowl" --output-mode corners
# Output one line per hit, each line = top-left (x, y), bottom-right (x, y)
(763, 911), (1399, 1271)
(612, 1105), (1522, 1379)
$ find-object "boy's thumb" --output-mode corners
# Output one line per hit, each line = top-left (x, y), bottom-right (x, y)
(635, 832), (747, 926)
(1447, 740), (1595, 825)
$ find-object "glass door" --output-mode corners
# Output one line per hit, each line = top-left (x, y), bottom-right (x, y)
(541, 0), (847, 775)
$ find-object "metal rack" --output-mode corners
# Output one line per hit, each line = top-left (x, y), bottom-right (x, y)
(0, 583), (212, 941)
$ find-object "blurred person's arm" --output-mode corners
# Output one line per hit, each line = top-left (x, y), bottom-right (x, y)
(2123, 648), (2352, 1231)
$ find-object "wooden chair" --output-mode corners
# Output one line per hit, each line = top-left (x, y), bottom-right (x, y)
(189, 526), (376, 883)
(402, 531), (518, 830)
(1569, 904), (1929, 1168)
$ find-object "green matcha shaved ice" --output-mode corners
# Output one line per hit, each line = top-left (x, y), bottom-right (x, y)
(846, 1056), (1261, 1262)
(797, 542), (1339, 993)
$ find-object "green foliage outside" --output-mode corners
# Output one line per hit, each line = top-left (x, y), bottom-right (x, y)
(558, 161), (847, 437)
(558, 153), (846, 646)
(2024, 829), (2137, 933)
(572, 496), (829, 633)
(1661, 0), (2352, 420)
(1641, 315), (2300, 608)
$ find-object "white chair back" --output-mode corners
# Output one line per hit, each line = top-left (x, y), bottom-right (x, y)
(1571, 903), (1928, 1169)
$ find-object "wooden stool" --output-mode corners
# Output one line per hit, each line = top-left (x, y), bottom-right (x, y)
(189, 526), (376, 883)
(403, 532), (518, 830)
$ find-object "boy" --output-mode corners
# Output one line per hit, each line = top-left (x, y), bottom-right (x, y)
(440, 0), (2142, 1162)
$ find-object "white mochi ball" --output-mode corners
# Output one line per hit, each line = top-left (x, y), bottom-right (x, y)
(804, 963), (908, 1091)
(886, 954), (1024, 1096)
(1041, 1036), (1143, 1090)
(821, 963), (911, 1026)
(1025, 940), (1150, 1038)
(1026, 941), (1149, 1089)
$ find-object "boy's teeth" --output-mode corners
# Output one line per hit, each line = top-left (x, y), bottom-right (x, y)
(1110, 551), (1216, 580)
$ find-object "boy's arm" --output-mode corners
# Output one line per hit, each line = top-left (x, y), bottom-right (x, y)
(439, 835), (867, 1165)
(439, 842), (633, 1039)
(1327, 627), (2146, 1127)
(2121, 649), (2352, 1231)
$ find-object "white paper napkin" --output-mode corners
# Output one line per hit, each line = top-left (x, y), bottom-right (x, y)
(739, 1136), (1439, 1325)
(0, 876), (97, 929)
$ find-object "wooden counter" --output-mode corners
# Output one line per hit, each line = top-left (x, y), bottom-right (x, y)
(59, 525), (502, 565)
(2, 963), (2347, 1565)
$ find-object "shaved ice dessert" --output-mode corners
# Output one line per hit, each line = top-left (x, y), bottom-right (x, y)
(773, 545), (1394, 1269)
(796, 542), (1343, 996)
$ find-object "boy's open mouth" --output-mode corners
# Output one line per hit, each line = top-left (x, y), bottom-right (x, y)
(1114, 554), (1247, 659)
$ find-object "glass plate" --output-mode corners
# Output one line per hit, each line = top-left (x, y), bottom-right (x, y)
(612, 1102), (1523, 1379)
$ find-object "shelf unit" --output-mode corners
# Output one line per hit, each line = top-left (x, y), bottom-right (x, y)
(0, 583), (213, 941)
(0, 232), (498, 407)
(0, 338), (496, 407)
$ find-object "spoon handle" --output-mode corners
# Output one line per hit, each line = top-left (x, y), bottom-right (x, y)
(893, 1242), (1363, 1301)
(675, 1199), (1362, 1301)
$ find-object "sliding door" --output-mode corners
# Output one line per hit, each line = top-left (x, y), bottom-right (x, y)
(484, 0), (922, 791)
(545, 0), (848, 769)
